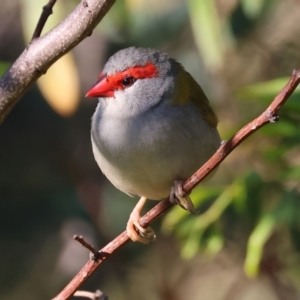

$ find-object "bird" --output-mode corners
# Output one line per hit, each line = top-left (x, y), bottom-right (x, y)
(86, 47), (220, 244)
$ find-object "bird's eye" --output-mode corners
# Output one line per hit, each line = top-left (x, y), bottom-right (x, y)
(122, 76), (136, 88)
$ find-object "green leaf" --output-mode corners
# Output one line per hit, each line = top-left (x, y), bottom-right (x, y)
(193, 185), (236, 231)
(274, 190), (300, 227)
(263, 145), (288, 161)
(236, 78), (292, 100)
(281, 166), (300, 180)
(161, 186), (221, 233)
(260, 120), (299, 137)
(244, 189), (300, 278)
(240, 0), (266, 20)
(235, 78), (300, 112)
(0, 61), (10, 77)
(244, 213), (276, 277)
(182, 183), (239, 258)
(181, 228), (203, 259)
(174, 216), (199, 239)
(234, 172), (264, 222)
(187, 0), (224, 71)
(204, 230), (224, 256)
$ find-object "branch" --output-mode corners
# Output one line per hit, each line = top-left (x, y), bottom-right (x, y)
(31, 0), (57, 40)
(73, 235), (99, 259)
(53, 69), (300, 300)
(74, 289), (107, 300)
(0, 0), (115, 124)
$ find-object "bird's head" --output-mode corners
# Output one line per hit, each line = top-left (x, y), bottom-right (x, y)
(86, 47), (182, 116)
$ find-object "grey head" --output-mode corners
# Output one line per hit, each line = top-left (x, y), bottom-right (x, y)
(103, 47), (175, 77)
(88, 47), (183, 118)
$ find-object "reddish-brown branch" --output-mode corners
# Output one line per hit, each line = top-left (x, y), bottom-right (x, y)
(31, 0), (57, 41)
(53, 69), (300, 300)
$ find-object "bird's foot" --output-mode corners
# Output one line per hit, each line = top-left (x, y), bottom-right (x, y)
(126, 212), (156, 244)
(126, 197), (156, 244)
(170, 180), (198, 214)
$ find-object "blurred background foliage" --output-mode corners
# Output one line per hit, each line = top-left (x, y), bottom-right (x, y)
(0, 0), (300, 299)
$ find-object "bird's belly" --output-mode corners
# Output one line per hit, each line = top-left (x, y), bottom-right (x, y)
(91, 107), (220, 200)
(92, 138), (175, 199)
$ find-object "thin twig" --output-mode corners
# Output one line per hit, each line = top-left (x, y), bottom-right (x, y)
(53, 69), (300, 300)
(31, 0), (57, 41)
(73, 235), (99, 259)
(74, 289), (107, 300)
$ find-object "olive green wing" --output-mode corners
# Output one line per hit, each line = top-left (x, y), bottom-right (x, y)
(173, 68), (218, 128)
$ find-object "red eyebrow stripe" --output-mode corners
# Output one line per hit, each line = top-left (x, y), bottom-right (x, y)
(105, 62), (159, 90)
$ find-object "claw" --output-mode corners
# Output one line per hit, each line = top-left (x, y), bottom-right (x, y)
(127, 219), (156, 244)
(170, 180), (198, 214)
(126, 196), (156, 244)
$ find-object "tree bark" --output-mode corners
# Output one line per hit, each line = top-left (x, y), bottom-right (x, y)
(0, 0), (115, 124)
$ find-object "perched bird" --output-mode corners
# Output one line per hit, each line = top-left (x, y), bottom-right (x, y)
(86, 47), (220, 244)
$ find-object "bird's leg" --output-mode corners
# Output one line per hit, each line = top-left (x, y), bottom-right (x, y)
(170, 180), (198, 214)
(126, 196), (156, 244)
